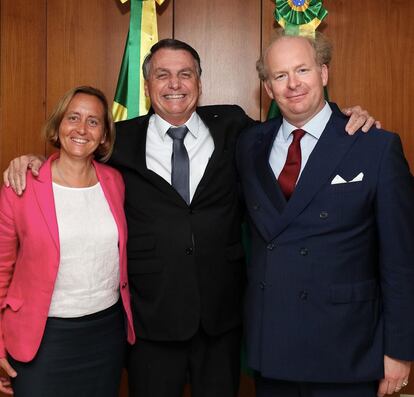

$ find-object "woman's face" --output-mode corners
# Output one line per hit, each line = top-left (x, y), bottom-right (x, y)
(58, 93), (105, 161)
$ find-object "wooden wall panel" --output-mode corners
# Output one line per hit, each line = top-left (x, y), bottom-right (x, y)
(157, 0), (173, 40)
(46, 0), (129, 117)
(0, 0), (47, 172)
(259, 1), (414, 171)
(45, 0), (129, 155)
(174, 0), (262, 120)
(260, 0), (278, 120)
(322, 0), (414, 169)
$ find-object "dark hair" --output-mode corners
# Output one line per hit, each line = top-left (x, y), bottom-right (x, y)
(256, 28), (333, 81)
(43, 86), (115, 162)
(142, 38), (202, 79)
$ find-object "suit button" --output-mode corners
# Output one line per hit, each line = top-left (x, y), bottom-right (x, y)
(299, 290), (308, 300)
(253, 204), (260, 211)
(319, 211), (328, 219)
(267, 243), (275, 250)
(121, 282), (127, 289)
(260, 281), (266, 290)
(299, 248), (308, 256)
(185, 247), (193, 255)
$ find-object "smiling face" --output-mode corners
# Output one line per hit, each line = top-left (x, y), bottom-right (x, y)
(58, 93), (105, 162)
(144, 48), (201, 126)
(264, 36), (328, 127)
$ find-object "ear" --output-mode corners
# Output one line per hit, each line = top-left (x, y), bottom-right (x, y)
(144, 80), (150, 97)
(321, 64), (328, 87)
(198, 78), (202, 97)
(264, 80), (275, 100)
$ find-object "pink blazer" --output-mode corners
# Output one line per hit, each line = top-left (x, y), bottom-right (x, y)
(0, 153), (135, 362)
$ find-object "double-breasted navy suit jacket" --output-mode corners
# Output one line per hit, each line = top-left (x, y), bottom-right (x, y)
(236, 105), (414, 383)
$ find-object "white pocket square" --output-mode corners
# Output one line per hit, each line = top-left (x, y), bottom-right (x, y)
(349, 172), (364, 183)
(331, 172), (364, 185)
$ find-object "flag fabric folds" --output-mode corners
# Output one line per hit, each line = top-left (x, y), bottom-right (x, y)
(112, 0), (164, 122)
(275, 0), (328, 37)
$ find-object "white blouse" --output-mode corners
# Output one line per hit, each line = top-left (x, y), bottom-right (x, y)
(48, 182), (120, 317)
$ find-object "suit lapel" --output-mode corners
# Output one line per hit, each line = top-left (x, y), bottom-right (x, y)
(245, 118), (290, 242)
(122, 114), (184, 203)
(269, 114), (361, 239)
(33, 154), (60, 251)
(254, 118), (287, 214)
(191, 108), (227, 202)
(128, 115), (152, 173)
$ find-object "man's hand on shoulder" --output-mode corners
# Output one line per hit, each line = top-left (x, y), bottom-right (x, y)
(377, 355), (410, 397)
(3, 154), (45, 195)
(341, 105), (382, 134)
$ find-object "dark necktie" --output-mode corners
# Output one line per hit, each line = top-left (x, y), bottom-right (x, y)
(167, 125), (190, 204)
(278, 129), (306, 200)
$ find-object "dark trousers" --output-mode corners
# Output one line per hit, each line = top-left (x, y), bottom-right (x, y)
(256, 376), (378, 397)
(127, 326), (242, 397)
(9, 301), (126, 397)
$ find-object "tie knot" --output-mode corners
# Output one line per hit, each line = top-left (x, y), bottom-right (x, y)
(292, 129), (306, 141)
(167, 125), (189, 141)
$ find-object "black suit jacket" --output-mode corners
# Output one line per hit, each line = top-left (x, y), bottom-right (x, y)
(110, 105), (254, 341)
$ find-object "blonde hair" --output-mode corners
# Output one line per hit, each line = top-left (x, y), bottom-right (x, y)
(256, 28), (333, 81)
(43, 86), (115, 162)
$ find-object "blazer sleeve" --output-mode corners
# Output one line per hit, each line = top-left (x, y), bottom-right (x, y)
(375, 133), (414, 360)
(0, 187), (18, 357)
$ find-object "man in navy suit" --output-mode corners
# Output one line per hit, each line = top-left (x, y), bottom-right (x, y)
(236, 30), (414, 397)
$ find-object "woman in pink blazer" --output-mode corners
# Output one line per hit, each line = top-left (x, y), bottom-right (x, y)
(0, 86), (135, 396)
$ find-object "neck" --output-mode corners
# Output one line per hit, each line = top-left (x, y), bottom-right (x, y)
(286, 101), (326, 128)
(158, 112), (194, 127)
(52, 154), (97, 188)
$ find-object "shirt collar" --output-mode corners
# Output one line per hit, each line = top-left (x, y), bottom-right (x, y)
(154, 112), (199, 140)
(281, 101), (332, 141)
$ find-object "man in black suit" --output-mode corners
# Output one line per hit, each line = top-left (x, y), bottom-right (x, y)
(111, 39), (253, 397)
(3, 38), (376, 397)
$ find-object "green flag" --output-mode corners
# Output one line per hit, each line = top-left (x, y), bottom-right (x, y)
(112, 0), (164, 121)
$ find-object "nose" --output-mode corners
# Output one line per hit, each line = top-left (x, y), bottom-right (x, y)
(168, 76), (181, 89)
(287, 73), (300, 90)
(76, 120), (87, 134)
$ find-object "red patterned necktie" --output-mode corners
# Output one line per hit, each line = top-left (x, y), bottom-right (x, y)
(278, 129), (306, 200)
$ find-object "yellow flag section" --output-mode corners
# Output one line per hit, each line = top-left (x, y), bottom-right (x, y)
(112, 0), (164, 122)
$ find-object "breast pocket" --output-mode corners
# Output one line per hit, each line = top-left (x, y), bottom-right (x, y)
(328, 181), (364, 194)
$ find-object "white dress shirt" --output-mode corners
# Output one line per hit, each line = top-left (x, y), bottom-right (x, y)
(269, 102), (332, 181)
(146, 112), (214, 201)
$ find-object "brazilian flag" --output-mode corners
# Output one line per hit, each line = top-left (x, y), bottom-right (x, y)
(112, 0), (164, 122)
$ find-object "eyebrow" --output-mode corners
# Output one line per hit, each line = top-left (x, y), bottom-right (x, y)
(272, 63), (310, 74)
(66, 111), (100, 119)
(153, 67), (195, 74)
